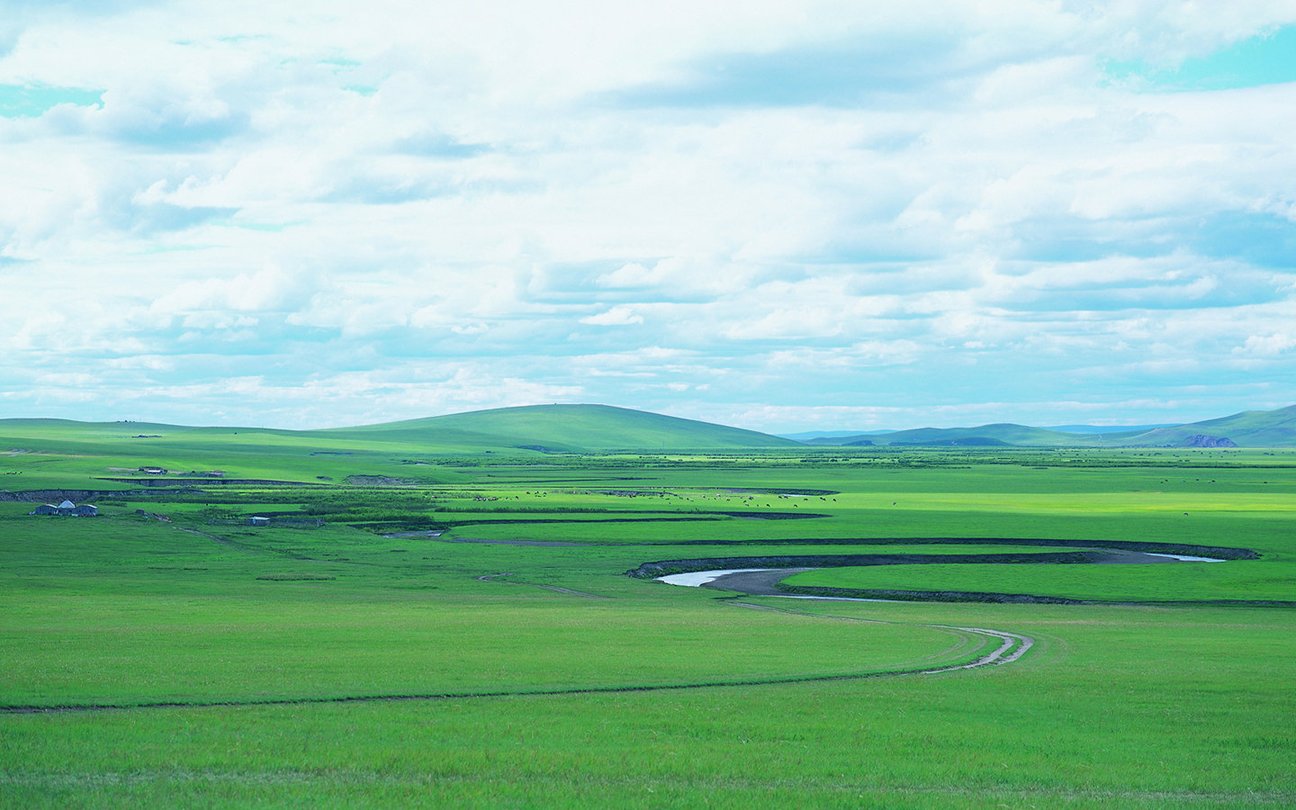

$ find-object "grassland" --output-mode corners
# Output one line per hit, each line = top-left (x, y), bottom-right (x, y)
(784, 559), (1296, 603)
(1, 416), (1294, 807)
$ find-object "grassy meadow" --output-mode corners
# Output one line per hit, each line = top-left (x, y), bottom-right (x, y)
(1, 417), (1294, 806)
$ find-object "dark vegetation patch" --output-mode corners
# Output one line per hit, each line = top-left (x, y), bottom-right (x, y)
(96, 477), (325, 488)
(1, 488), (208, 502)
(255, 574), (337, 582)
(357, 515), (731, 534)
(664, 536), (1259, 558)
(774, 583), (1296, 608)
(343, 475), (417, 486)
(628, 551), (1112, 579)
(453, 537), (585, 547)
(720, 487), (839, 495)
(627, 536), (1259, 580)
(718, 511), (828, 520)
(0, 489), (108, 502)
(504, 477), (650, 483)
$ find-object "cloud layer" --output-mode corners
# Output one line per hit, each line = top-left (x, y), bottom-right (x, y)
(3, 1), (1295, 431)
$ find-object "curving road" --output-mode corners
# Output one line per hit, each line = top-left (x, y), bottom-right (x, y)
(684, 568), (1036, 674)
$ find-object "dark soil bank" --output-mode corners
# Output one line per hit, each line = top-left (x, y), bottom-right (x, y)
(629, 550), (1120, 579)
(651, 537), (1260, 558)
(773, 583), (1296, 608)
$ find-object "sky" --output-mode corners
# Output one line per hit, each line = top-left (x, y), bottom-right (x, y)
(2, 1), (1296, 433)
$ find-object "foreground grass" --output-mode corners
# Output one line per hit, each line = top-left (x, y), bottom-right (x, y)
(3, 602), (1293, 808)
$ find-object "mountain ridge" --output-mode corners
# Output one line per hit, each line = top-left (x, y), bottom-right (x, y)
(800, 405), (1296, 448)
(2, 403), (1293, 450)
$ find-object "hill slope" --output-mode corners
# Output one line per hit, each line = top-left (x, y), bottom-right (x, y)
(1109, 405), (1296, 448)
(797, 405), (1296, 448)
(806, 424), (1107, 448)
(0, 406), (795, 489)
(873, 423), (1107, 447)
(334, 404), (798, 451)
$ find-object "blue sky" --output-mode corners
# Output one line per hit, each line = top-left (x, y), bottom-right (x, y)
(2, 1), (1295, 432)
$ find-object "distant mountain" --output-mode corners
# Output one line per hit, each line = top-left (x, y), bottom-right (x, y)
(779, 430), (896, 441)
(334, 404), (799, 451)
(1043, 424), (1177, 435)
(868, 423), (1108, 448)
(797, 405), (1296, 448)
(4, 403), (1293, 454)
(802, 423), (1106, 447)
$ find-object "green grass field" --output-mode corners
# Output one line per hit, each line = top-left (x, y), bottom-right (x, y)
(785, 559), (1296, 602)
(2, 418), (1294, 807)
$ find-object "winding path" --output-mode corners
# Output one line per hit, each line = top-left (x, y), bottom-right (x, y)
(638, 538), (1262, 681)
(4, 574), (1033, 715)
(690, 568), (1036, 674)
(924, 626), (1034, 673)
(1, 627), (1027, 715)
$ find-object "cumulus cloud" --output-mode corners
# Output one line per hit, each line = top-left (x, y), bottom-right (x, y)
(1, 2), (1295, 430)
(1237, 333), (1296, 357)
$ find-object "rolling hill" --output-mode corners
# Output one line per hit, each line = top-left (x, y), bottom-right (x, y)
(1106, 405), (1296, 448)
(0, 406), (797, 490)
(0, 405), (798, 457)
(329, 404), (799, 451)
(2, 405), (1293, 469)
(801, 405), (1296, 448)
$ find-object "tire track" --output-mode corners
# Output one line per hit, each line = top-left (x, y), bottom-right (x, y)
(476, 571), (610, 599)
(0, 616), (1028, 715)
(2, 572), (1030, 716)
(724, 597), (1033, 676)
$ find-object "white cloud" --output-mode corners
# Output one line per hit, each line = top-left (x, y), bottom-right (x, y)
(1237, 333), (1296, 357)
(580, 305), (644, 326)
(151, 266), (306, 314)
(1, 2), (1295, 428)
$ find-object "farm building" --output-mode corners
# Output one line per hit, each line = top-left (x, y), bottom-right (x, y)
(248, 516), (271, 526)
(31, 500), (98, 517)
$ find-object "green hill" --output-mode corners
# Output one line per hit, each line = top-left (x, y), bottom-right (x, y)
(330, 404), (798, 451)
(1109, 405), (1296, 448)
(0, 405), (794, 490)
